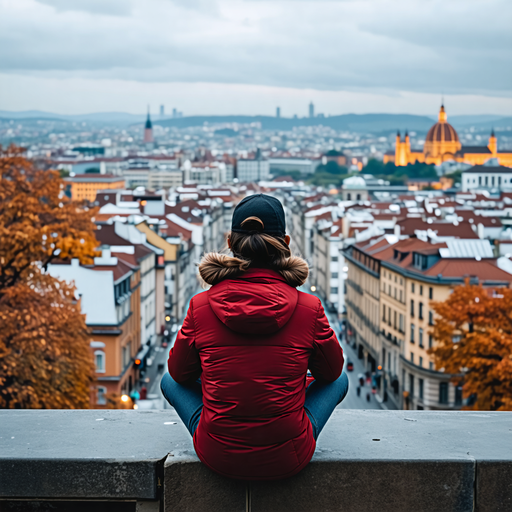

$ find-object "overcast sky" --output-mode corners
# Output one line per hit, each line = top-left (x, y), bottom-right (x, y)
(1, 0), (511, 116)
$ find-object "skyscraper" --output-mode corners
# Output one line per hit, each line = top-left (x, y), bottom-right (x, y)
(309, 102), (315, 118)
(276, 107), (281, 118)
(144, 108), (154, 144)
(160, 105), (165, 117)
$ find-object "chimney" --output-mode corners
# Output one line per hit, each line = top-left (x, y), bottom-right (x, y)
(94, 245), (118, 266)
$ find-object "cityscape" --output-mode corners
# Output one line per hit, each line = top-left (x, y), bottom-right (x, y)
(1, 0), (512, 509)
(2, 103), (512, 412)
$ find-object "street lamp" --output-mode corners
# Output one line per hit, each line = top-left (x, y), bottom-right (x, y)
(121, 394), (130, 403)
(310, 286), (316, 292)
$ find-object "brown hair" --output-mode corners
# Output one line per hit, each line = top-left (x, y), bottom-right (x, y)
(198, 216), (308, 287)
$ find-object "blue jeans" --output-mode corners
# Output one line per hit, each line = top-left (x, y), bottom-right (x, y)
(160, 372), (349, 440)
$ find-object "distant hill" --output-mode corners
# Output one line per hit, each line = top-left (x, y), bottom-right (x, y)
(0, 110), (147, 124)
(155, 113), (438, 133)
(1, 110), (510, 132)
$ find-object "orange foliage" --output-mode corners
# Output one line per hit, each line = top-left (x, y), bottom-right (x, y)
(0, 145), (99, 408)
(429, 283), (512, 411)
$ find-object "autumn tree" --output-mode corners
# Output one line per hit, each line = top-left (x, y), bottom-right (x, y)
(429, 283), (512, 411)
(0, 145), (99, 408)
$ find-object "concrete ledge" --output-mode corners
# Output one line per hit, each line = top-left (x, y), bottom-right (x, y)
(1, 410), (511, 511)
(0, 410), (186, 500)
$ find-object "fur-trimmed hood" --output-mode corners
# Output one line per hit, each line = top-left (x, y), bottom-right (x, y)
(198, 252), (309, 288)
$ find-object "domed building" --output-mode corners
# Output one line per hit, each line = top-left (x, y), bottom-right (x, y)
(423, 105), (461, 160)
(385, 105), (512, 167)
(341, 175), (368, 201)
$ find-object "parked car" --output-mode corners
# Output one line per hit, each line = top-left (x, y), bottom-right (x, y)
(346, 360), (354, 372)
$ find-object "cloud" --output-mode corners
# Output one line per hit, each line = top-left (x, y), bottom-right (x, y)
(36, 0), (133, 16)
(0, 0), (510, 99)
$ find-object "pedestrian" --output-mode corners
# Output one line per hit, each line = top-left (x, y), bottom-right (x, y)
(366, 392), (370, 402)
(160, 194), (349, 481)
(357, 386), (361, 397)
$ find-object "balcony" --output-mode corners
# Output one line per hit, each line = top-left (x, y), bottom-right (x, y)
(1, 409), (511, 511)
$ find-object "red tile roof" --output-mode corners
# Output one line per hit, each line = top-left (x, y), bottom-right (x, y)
(397, 217), (478, 238)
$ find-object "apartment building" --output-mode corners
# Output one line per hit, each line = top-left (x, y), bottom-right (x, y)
(47, 251), (141, 407)
(344, 236), (512, 411)
(64, 174), (126, 202)
(312, 216), (345, 314)
(95, 223), (162, 350)
(344, 243), (382, 373)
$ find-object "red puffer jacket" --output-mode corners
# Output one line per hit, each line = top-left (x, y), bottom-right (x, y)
(167, 268), (344, 480)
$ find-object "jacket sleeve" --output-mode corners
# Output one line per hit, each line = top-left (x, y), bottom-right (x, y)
(167, 299), (202, 383)
(308, 300), (344, 382)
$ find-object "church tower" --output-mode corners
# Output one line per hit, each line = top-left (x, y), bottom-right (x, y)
(488, 128), (497, 157)
(144, 108), (154, 144)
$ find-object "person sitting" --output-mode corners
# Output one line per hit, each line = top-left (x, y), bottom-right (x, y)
(161, 193), (348, 480)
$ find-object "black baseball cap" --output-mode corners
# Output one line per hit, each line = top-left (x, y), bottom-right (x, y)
(231, 194), (286, 237)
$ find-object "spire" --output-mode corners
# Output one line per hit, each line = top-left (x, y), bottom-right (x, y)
(145, 106), (152, 130)
(397, 129), (400, 137)
(405, 129), (409, 137)
(438, 103), (447, 123)
(491, 127), (495, 137)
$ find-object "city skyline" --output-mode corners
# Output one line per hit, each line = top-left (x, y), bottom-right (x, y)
(0, 0), (511, 116)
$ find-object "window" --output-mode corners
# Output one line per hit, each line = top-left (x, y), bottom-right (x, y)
(394, 275), (397, 283)
(382, 304), (386, 321)
(429, 311), (434, 325)
(429, 287), (433, 300)
(394, 288), (397, 299)
(419, 302), (423, 319)
(410, 324), (415, 343)
(455, 386), (463, 406)
(439, 382), (449, 404)
(331, 256), (338, 262)
(409, 374), (414, 397)
(399, 313), (404, 333)
(419, 356), (423, 367)
(429, 335), (433, 349)
(410, 352), (414, 363)
(400, 289), (403, 303)
(411, 283), (415, 293)
(419, 379), (424, 400)
(332, 272), (338, 278)
(394, 310), (397, 330)
(410, 299), (415, 317)
(420, 285), (423, 296)
(94, 350), (106, 373)
(388, 284), (391, 295)
(331, 287), (338, 294)
(97, 386), (107, 405)
(429, 362), (434, 370)
(419, 328), (424, 347)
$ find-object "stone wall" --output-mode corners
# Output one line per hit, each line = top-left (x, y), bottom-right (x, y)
(1, 409), (511, 512)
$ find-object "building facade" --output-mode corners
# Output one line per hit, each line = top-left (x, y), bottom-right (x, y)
(385, 106), (512, 167)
